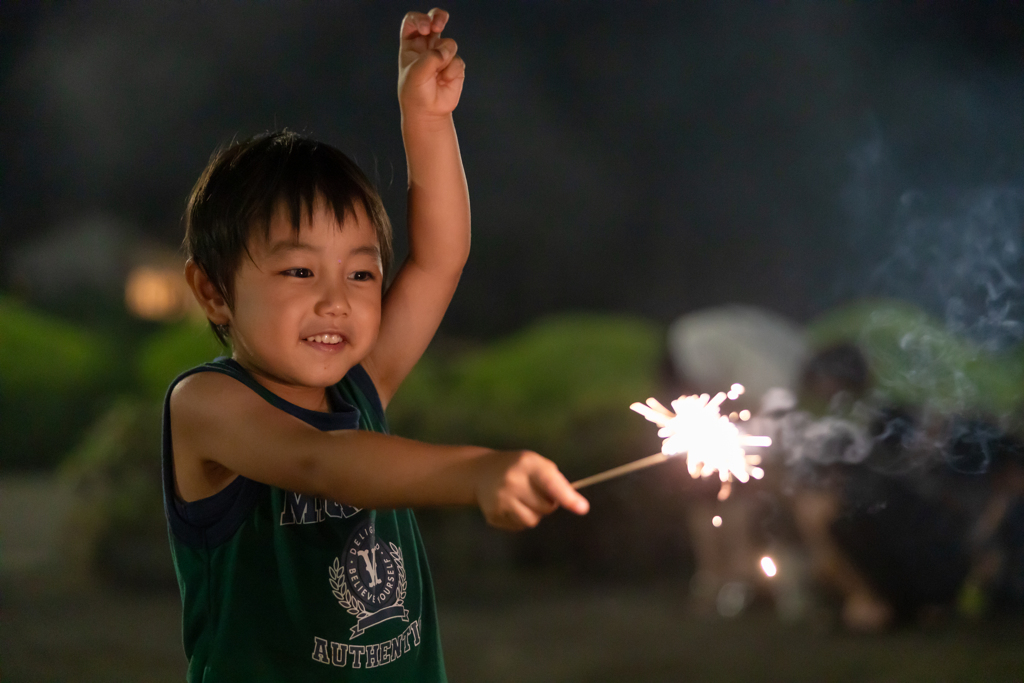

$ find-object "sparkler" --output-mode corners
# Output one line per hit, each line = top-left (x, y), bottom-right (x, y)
(571, 385), (772, 500)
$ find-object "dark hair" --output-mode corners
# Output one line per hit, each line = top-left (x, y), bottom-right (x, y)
(184, 131), (393, 343)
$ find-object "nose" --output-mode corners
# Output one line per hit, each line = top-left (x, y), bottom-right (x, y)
(314, 276), (350, 317)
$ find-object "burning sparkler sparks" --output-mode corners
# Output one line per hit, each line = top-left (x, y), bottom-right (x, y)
(628, 388), (771, 500)
(571, 384), (772, 498)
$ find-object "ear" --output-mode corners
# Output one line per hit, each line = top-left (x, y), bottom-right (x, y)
(185, 259), (231, 326)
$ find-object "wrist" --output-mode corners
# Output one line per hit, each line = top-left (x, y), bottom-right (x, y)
(401, 110), (454, 137)
(467, 448), (504, 509)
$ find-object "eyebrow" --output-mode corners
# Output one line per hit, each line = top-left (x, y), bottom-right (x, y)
(265, 240), (317, 256)
(350, 245), (382, 259)
(264, 241), (381, 259)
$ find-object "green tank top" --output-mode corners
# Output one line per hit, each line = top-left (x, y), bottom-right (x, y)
(161, 358), (447, 682)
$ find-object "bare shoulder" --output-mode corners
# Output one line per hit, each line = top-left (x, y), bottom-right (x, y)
(170, 371), (262, 443)
(169, 371), (262, 501)
(171, 371), (252, 419)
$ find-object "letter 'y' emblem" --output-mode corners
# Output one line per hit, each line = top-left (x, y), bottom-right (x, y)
(329, 519), (408, 638)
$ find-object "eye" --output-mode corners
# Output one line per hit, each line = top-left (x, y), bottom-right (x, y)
(282, 267), (314, 278)
(350, 271), (376, 282)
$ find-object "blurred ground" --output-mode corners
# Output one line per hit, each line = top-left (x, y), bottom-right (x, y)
(3, 475), (1024, 682)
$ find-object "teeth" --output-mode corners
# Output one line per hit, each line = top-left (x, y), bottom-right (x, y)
(306, 334), (343, 344)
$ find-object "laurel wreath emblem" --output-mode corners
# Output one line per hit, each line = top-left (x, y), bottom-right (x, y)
(329, 543), (407, 618)
(389, 541), (407, 606)
(330, 557), (370, 618)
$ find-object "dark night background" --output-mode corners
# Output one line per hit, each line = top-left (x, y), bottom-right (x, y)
(4, 2), (1024, 681)
(3, 1), (1022, 335)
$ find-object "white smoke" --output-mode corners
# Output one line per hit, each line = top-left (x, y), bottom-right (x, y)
(874, 186), (1024, 352)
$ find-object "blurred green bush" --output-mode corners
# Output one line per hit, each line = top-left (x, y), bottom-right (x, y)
(388, 314), (665, 477)
(0, 294), (222, 470)
(60, 397), (176, 590)
(135, 319), (225, 399)
(807, 299), (1024, 416)
(0, 296), (117, 469)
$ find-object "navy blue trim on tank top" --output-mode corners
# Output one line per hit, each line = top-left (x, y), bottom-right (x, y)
(345, 363), (385, 425)
(161, 358), (382, 549)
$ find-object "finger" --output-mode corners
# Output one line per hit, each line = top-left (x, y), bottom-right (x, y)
(439, 55), (466, 85)
(400, 11), (433, 40)
(432, 37), (458, 67)
(407, 37), (458, 78)
(533, 467), (590, 516)
(427, 8), (450, 33)
(516, 484), (559, 518)
(508, 499), (542, 529)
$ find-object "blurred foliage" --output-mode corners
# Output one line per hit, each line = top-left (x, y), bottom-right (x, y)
(807, 299), (1024, 416)
(0, 295), (119, 469)
(0, 294), (221, 472)
(136, 319), (225, 399)
(388, 314), (665, 477)
(60, 397), (175, 590)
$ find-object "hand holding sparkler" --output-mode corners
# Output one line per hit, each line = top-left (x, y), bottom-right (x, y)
(476, 450), (590, 531)
(573, 385), (772, 500)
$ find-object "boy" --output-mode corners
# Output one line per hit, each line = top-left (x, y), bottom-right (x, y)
(163, 9), (589, 681)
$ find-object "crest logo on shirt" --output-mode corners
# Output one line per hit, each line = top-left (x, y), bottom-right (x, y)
(329, 519), (409, 638)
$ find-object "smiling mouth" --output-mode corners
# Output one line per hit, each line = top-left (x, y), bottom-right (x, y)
(305, 334), (344, 345)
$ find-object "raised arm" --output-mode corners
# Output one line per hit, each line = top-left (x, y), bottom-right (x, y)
(171, 372), (588, 530)
(365, 8), (470, 406)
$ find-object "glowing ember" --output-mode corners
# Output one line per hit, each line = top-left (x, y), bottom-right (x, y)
(630, 386), (771, 500)
(712, 515), (723, 527)
(760, 556), (777, 578)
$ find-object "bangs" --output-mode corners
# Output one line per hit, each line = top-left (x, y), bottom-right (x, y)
(248, 138), (367, 245)
(186, 130), (393, 321)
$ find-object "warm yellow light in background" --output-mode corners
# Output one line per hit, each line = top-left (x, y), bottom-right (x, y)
(125, 266), (192, 320)
(760, 556), (777, 578)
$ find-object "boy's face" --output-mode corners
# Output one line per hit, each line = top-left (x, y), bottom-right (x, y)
(226, 198), (383, 401)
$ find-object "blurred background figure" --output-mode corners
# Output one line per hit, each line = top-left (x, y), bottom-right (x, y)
(963, 448), (1024, 618)
(765, 302), (1024, 632)
(777, 341), (897, 632)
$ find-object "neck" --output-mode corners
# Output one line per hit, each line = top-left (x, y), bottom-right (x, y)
(234, 358), (332, 413)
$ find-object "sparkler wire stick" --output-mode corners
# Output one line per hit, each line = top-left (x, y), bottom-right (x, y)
(572, 452), (668, 490)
